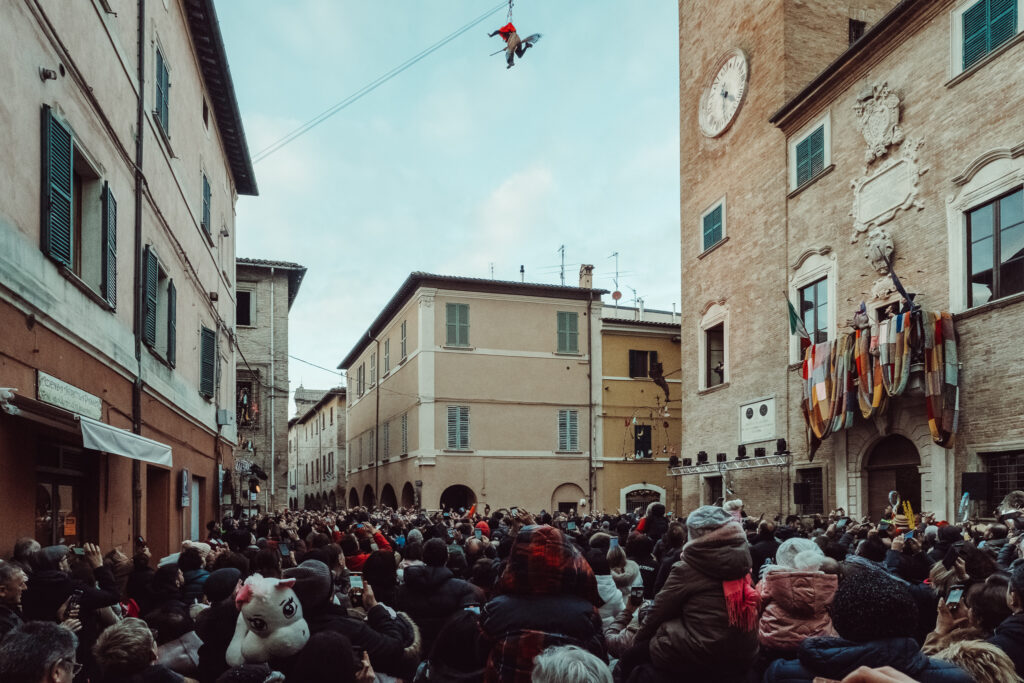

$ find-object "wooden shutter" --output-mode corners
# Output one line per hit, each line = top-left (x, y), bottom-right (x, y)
(42, 106), (74, 268)
(557, 312), (578, 353)
(568, 410), (579, 451)
(156, 50), (170, 133)
(447, 304), (469, 346)
(401, 413), (408, 453)
(963, 1), (990, 69)
(143, 246), (158, 346)
(702, 205), (722, 250)
(558, 410), (568, 451)
(200, 326), (216, 397)
(202, 174), (211, 234)
(458, 406), (469, 449)
(796, 126), (825, 187)
(167, 280), (176, 367)
(629, 349), (648, 378)
(990, 0), (1017, 51)
(447, 405), (458, 449)
(101, 182), (117, 306)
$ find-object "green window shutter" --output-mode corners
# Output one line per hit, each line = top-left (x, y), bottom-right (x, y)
(101, 182), (117, 307)
(558, 410), (568, 450)
(41, 106), (74, 268)
(990, 0), (1017, 51)
(557, 312), (579, 353)
(446, 303), (457, 345)
(447, 405), (458, 448)
(202, 174), (211, 234)
(143, 246), (158, 346)
(459, 305), (469, 346)
(458, 406), (469, 449)
(401, 412), (408, 453)
(156, 50), (170, 133)
(200, 326), (216, 398)
(963, 0), (990, 68)
(796, 125), (825, 187)
(167, 280), (176, 367)
(569, 410), (578, 451)
(702, 205), (722, 251)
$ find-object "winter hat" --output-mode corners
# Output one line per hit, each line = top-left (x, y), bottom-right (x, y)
(685, 505), (734, 541)
(182, 541), (212, 561)
(204, 568), (242, 603)
(939, 525), (963, 543)
(406, 528), (424, 545)
(35, 545), (68, 571)
(773, 537), (825, 572)
(832, 567), (918, 642)
(158, 552), (181, 568)
(283, 560), (333, 611)
(474, 521), (491, 538)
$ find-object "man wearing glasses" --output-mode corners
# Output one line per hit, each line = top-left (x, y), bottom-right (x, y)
(0, 620), (79, 682)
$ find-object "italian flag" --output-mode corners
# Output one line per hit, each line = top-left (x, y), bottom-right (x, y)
(788, 297), (811, 350)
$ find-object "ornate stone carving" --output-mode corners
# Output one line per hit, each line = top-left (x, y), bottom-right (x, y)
(850, 138), (928, 242)
(853, 83), (904, 164)
(865, 228), (894, 275)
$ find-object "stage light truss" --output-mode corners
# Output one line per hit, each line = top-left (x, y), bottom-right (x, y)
(669, 453), (789, 476)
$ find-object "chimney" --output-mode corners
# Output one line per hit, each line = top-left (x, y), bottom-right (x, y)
(579, 264), (594, 289)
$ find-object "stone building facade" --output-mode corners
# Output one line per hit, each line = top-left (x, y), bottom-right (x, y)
(676, 0), (1024, 521)
(0, 0), (256, 558)
(234, 258), (305, 511)
(288, 387), (346, 509)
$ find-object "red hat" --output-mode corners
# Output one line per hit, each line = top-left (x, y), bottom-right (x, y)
(475, 521), (491, 538)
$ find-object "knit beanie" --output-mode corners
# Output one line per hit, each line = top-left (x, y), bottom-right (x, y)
(475, 521), (491, 538)
(832, 568), (918, 642)
(283, 560), (333, 611)
(406, 528), (424, 545)
(939, 525), (963, 544)
(685, 505), (733, 541)
(774, 537), (825, 571)
(204, 568), (242, 603)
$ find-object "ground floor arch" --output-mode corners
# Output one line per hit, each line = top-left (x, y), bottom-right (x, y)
(349, 488), (360, 508)
(439, 484), (476, 512)
(550, 482), (586, 513)
(401, 482), (416, 508)
(363, 484), (376, 507)
(620, 483), (665, 516)
(380, 483), (398, 508)
(865, 434), (920, 519)
(328, 491), (337, 509)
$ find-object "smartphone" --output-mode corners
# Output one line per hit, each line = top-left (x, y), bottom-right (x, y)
(465, 604), (481, 615)
(567, 521), (577, 531)
(609, 537), (620, 550)
(72, 547), (86, 556)
(630, 586), (644, 601)
(474, 528), (483, 540)
(903, 530), (914, 539)
(349, 574), (363, 589)
(836, 518), (849, 529)
(947, 584), (965, 608)
(356, 523), (364, 529)
(279, 543), (290, 557)
(447, 528), (455, 539)
(67, 588), (84, 614)
(510, 507), (518, 517)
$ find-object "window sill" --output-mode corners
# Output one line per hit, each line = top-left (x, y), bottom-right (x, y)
(443, 345), (474, 351)
(946, 32), (1024, 89)
(788, 164), (835, 199)
(153, 113), (175, 157)
(554, 351), (581, 357)
(555, 450), (583, 455)
(955, 290), (1024, 322)
(698, 381), (730, 396)
(443, 449), (474, 454)
(144, 343), (174, 371)
(697, 236), (729, 260)
(58, 267), (114, 312)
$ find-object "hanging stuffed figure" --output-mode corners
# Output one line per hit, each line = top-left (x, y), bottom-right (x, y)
(488, 22), (541, 69)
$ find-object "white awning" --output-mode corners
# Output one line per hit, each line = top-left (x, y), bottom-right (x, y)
(79, 416), (172, 467)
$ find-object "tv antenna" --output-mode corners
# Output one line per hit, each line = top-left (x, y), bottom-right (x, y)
(609, 252), (621, 311)
(558, 245), (566, 286)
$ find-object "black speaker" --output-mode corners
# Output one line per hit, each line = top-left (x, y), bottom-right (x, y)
(776, 438), (788, 453)
(962, 472), (991, 500)
(793, 482), (812, 505)
(755, 447), (767, 458)
(668, 455), (680, 468)
(737, 444), (747, 459)
(681, 458), (692, 466)
(716, 452), (727, 463)
(697, 451), (708, 464)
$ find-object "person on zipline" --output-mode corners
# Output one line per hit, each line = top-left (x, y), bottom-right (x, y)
(488, 22), (532, 68)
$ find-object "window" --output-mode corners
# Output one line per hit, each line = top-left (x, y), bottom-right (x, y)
(237, 381), (258, 429)
(701, 200), (725, 252)
(401, 412), (408, 454)
(628, 350), (657, 378)
(383, 421), (390, 459)
(155, 47), (170, 135)
(199, 325), (216, 398)
(330, 407), (333, 425)
(41, 106), (117, 307)
(358, 435), (364, 468)
(304, 463), (308, 485)
(202, 100), (209, 129)
(799, 277), (829, 344)
(369, 353), (376, 386)
(447, 405), (470, 450)
(201, 174), (211, 236)
(558, 409), (579, 451)
(384, 339), (390, 373)
(848, 18), (867, 44)
(446, 303), (470, 346)
(634, 424), (652, 458)
(556, 311), (579, 353)
(983, 450), (1024, 511)
(705, 475), (723, 505)
(400, 320), (407, 359)
(962, 0), (1018, 70)
(142, 246), (176, 364)
(357, 363), (365, 397)
(705, 323), (725, 388)
(236, 289), (253, 326)
(967, 188), (1024, 306)
(789, 112), (831, 191)
(368, 430), (375, 464)
(796, 467), (825, 515)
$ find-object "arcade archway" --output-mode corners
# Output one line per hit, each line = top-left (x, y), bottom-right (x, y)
(349, 488), (360, 508)
(439, 484), (476, 512)
(380, 483), (397, 508)
(363, 484), (376, 507)
(401, 482), (416, 508)
(550, 482), (586, 514)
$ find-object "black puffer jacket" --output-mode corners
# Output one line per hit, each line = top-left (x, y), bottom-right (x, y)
(764, 636), (973, 682)
(395, 564), (483, 653)
(298, 602), (419, 680)
(989, 612), (1024, 676)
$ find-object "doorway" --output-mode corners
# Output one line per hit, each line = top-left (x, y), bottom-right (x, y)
(439, 484), (476, 512)
(865, 434), (921, 521)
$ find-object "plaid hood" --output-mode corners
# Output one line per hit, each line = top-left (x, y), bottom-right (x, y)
(496, 525), (600, 605)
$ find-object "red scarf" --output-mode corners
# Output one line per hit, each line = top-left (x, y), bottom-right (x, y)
(722, 576), (760, 632)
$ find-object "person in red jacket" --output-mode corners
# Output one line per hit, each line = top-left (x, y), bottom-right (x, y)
(343, 523), (392, 573)
(488, 22), (535, 69)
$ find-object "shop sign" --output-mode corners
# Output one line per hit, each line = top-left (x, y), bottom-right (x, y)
(63, 516), (77, 536)
(37, 372), (102, 420)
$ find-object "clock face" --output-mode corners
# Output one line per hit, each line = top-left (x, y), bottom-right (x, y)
(699, 50), (749, 138)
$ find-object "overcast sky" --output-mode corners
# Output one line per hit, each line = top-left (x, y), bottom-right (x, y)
(216, 1), (681, 413)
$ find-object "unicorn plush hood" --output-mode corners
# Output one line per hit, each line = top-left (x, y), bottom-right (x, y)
(226, 573), (310, 666)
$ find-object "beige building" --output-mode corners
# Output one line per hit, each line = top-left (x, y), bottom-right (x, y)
(234, 258), (306, 511)
(288, 387), (346, 509)
(0, 0), (256, 558)
(339, 271), (605, 513)
(676, 0), (1024, 521)
(594, 306), (682, 515)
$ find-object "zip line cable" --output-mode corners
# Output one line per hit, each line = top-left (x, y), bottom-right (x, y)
(253, 1), (507, 163)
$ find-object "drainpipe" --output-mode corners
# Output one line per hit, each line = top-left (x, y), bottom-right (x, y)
(131, 0), (146, 552)
(373, 335), (381, 504)
(587, 291), (595, 507)
(269, 268), (276, 511)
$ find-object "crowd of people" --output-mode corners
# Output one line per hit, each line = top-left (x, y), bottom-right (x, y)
(4, 496), (1024, 682)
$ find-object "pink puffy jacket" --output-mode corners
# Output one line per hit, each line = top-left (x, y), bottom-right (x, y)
(757, 570), (838, 652)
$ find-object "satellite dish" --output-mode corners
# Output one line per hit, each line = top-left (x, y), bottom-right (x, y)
(612, 291), (622, 301)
